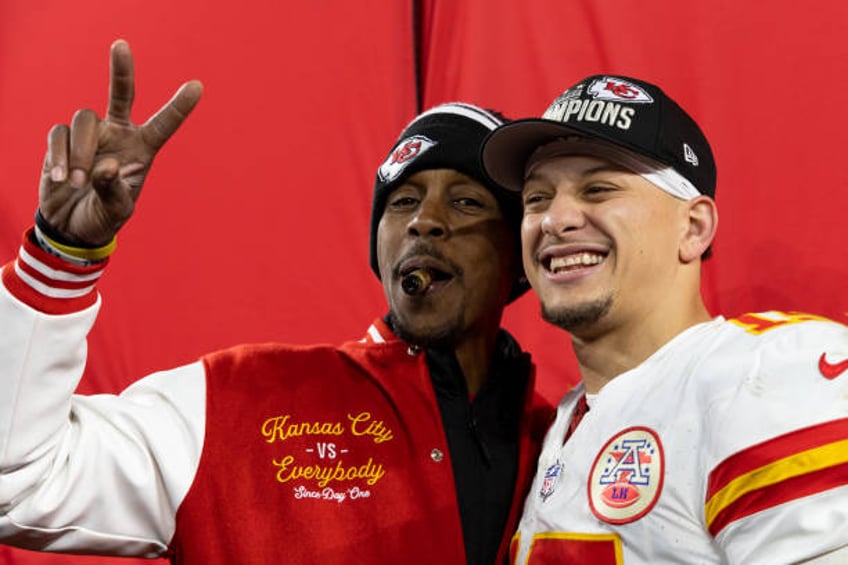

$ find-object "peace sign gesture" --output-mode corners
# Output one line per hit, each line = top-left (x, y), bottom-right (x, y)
(38, 39), (203, 246)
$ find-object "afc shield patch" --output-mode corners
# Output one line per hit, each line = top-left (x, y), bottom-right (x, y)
(588, 426), (664, 524)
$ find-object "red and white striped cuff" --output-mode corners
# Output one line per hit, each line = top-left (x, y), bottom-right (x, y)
(1, 229), (108, 315)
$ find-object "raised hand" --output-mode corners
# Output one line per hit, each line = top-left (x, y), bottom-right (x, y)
(38, 39), (203, 246)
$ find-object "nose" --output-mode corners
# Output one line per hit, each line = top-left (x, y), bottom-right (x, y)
(407, 197), (449, 238)
(539, 192), (585, 236)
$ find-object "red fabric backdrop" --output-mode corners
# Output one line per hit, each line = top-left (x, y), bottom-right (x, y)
(2, 1), (848, 563)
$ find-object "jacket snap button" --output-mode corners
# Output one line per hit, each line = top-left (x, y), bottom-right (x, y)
(430, 448), (444, 462)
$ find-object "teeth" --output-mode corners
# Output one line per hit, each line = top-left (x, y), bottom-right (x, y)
(550, 252), (603, 273)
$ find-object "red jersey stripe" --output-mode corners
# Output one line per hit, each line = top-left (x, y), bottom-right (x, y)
(705, 419), (848, 535)
(707, 419), (848, 498)
(707, 459), (848, 536)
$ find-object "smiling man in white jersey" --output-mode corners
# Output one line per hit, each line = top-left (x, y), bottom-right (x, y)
(481, 74), (848, 564)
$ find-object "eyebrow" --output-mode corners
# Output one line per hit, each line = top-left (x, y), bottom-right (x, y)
(394, 179), (496, 204)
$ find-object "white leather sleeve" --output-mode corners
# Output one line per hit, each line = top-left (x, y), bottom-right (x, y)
(0, 273), (206, 557)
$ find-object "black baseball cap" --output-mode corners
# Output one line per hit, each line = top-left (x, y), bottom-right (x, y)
(481, 75), (716, 198)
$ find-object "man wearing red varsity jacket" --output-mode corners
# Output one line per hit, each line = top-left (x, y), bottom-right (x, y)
(0, 40), (552, 564)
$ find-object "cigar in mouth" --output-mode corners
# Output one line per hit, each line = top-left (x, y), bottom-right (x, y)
(401, 268), (433, 296)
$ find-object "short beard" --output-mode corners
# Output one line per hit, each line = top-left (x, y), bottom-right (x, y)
(541, 296), (613, 333)
(386, 308), (464, 349)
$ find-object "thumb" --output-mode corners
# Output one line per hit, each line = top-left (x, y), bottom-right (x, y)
(91, 157), (135, 226)
(91, 157), (120, 199)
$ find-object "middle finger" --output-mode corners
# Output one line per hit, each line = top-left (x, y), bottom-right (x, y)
(69, 108), (100, 188)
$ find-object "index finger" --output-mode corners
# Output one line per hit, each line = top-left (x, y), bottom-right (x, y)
(106, 39), (135, 125)
(141, 80), (203, 150)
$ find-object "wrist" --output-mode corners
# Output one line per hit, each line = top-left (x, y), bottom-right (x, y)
(34, 210), (116, 266)
(3, 228), (107, 315)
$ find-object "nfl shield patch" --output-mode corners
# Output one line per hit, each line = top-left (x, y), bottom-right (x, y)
(539, 460), (563, 501)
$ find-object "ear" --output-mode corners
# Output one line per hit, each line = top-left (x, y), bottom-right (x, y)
(679, 196), (718, 263)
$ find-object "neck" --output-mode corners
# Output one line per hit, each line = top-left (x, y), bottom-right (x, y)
(453, 325), (502, 396)
(572, 295), (712, 394)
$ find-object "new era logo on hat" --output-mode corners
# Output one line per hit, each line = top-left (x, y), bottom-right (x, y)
(481, 75), (716, 198)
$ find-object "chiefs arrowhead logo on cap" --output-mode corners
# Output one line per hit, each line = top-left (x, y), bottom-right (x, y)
(588, 77), (654, 103)
(378, 135), (437, 183)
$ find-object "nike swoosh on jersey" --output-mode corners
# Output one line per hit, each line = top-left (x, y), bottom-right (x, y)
(818, 353), (848, 380)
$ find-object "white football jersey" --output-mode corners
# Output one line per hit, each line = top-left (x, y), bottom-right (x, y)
(513, 312), (848, 564)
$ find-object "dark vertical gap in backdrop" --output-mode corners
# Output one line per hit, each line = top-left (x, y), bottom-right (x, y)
(412, 0), (423, 113)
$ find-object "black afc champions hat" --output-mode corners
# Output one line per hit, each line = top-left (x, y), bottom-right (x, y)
(481, 75), (716, 198)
